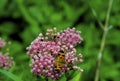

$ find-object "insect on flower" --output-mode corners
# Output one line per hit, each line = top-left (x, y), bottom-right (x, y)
(52, 35), (59, 42)
(55, 50), (65, 71)
(27, 27), (83, 80)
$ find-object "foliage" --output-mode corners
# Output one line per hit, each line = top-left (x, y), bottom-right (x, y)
(0, 0), (120, 81)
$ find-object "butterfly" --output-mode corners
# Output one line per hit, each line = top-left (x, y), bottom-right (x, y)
(55, 50), (65, 71)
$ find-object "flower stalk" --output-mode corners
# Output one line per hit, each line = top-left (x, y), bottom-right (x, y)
(94, 0), (114, 81)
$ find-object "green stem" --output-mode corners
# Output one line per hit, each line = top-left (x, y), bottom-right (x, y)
(94, 0), (113, 81)
(91, 6), (104, 29)
(87, 0), (104, 29)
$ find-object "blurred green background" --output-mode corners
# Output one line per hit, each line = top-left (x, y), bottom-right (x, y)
(0, 0), (120, 81)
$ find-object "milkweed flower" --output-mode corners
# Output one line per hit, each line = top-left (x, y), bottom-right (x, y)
(27, 27), (83, 80)
(0, 53), (14, 69)
(0, 37), (14, 69)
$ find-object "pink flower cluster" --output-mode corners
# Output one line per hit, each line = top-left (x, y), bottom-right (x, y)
(59, 28), (82, 47)
(0, 53), (13, 69)
(27, 28), (83, 80)
(0, 37), (14, 69)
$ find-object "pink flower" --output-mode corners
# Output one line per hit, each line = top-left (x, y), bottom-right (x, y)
(0, 53), (14, 69)
(0, 37), (14, 69)
(27, 27), (83, 80)
(59, 28), (83, 47)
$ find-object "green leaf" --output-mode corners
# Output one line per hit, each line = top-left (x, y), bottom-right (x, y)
(69, 71), (81, 81)
(58, 73), (66, 81)
(28, 6), (47, 23)
(0, 69), (22, 81)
